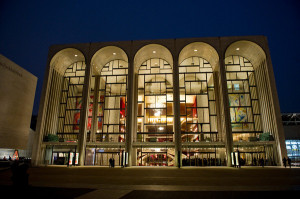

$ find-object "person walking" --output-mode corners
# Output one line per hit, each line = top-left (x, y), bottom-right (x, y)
(253, 157), (257, 166)
(287, 157), (292, 168)
(283, 157), (287, 168)
(109, 157), (112, 168)
(112, 158), (115, 168)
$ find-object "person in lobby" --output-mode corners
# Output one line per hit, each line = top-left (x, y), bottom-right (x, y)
(109, 157), (112, 168)
(283, 157), (287, 168)
(287, 157), (292, 168)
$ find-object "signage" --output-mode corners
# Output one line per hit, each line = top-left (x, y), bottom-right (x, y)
(75, 153), (79, 165)
(69, 152), (74, 165)
(231, 152), (235, 165)
(235, 152), (240, 166)
(12, 150), (19, 160)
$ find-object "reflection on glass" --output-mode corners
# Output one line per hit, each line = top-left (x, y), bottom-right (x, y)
(225, 56), (262, 141)
(56, 61), (86, 142)
(136, 58), (174, 142)
(179, 57), (218, 142)
(93, 60), (128, 142)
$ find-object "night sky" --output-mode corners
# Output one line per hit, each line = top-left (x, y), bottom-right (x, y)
(0, 0), (299, 115)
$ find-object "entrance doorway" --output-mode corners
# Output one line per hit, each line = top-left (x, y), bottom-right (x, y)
(94, 152), (121, 166)
(52, 152), (69, 165)
(137, 147), (175, 166)
(140, 152), (168, 166)
(182, 152), (222, 166)
(182, 147), (226, 166)
(235, 145), (275, 166)
(239, 152), (265, 166)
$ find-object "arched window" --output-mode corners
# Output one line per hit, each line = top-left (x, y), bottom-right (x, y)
(57, 61), (86, 141)
(179, 57), (217, 142)
(90, 60), (128, 142)
(225, 55), (262, 141)
(136, 58), (174, 142)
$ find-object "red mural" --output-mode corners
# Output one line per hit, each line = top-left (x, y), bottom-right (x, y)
(73, 96), (125, 131)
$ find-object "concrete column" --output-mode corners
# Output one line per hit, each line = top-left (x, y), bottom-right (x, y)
(218, 48), (233, 167)
(173, 55), (181, 168)
(32, 66), (54, 166)
(91, 75), (100, 142)
(131, 73), (139, 166)
(213, 72), (223, 142)
(77, 60), (92, 166)
(126, 58), (134, 167)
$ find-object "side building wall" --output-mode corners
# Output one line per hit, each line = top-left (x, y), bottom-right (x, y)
(0, 54), (37, 151)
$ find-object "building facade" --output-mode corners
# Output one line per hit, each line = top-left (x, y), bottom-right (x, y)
(282, 113), (300, 166)
(32, 36), (286, 167)
(0, 54), (37, 159)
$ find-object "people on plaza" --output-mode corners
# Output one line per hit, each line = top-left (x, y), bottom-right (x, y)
(283, 157), (287, 168)
(261, 158), (264, 168)
(287, 157), (292, 168)
(112, 158), (115, 168)
(109, 157), (112, 168)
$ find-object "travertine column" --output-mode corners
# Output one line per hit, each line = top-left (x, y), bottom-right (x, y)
(91, 75), (100, 142)
(218, 48), (233, 167)
(32, 65), (53, 166)
(126, 58), (134, 166)
(77, 60), (92, 166)
(173, 55), (181, 168)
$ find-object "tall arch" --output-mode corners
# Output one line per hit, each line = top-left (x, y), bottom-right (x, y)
(83, 46), (129, 166)
(33, 48), (87, 166)
(43, 48), (86, 141)
(178, 42), (225, 166)
(133, 44), (175, 166)
(224, 40), (283, 166)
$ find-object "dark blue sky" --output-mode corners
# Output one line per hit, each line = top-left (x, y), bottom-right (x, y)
(0, 0), (299, 115)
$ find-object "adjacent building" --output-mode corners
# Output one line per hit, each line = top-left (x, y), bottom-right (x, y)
(0, 54), (37, 159)
(32, 36), (286, 167)
(282, 113), (300, 166)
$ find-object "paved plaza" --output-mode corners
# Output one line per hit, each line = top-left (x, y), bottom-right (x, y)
(0, 166), (299, 198)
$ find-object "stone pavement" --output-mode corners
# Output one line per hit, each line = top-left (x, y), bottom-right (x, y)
(0, 166), (299, 198)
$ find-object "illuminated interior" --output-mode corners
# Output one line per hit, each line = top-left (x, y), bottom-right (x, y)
(233, 145), (274, 166)
(137, 147), (175, 166)
(136, 58), (174, 142)
(179, 57), (218, 142)
(225, 55), (262, 142)
(57, 61), (86, 141)
(182, 147), (226, 166)
(37, 38), (284, 167)
(90, 59), (128, 142)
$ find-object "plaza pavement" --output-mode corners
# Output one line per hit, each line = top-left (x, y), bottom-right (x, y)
(0, 166), (299, 198)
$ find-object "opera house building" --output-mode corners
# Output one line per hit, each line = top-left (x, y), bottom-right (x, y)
(32, 36), (287, 167)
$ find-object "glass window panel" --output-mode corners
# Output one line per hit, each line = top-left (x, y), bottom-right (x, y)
(197, 95), (208, 107)
(226, 65), (240, 71)
(197, 73), (206, 81)
(202, 124), (210, 132)
(210, 116), (217, 132)
(237, 72), (247, 80)
(250, 87), (257, 99)
(209, 101), (216, 115)
(225, 56), (261, 133)
(167, 103), (173, 115)
(247, 107), (253, 122)
(179, 57), (217, 141)
(180, 103), (186, 115)
(208, 89), (215, 100)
